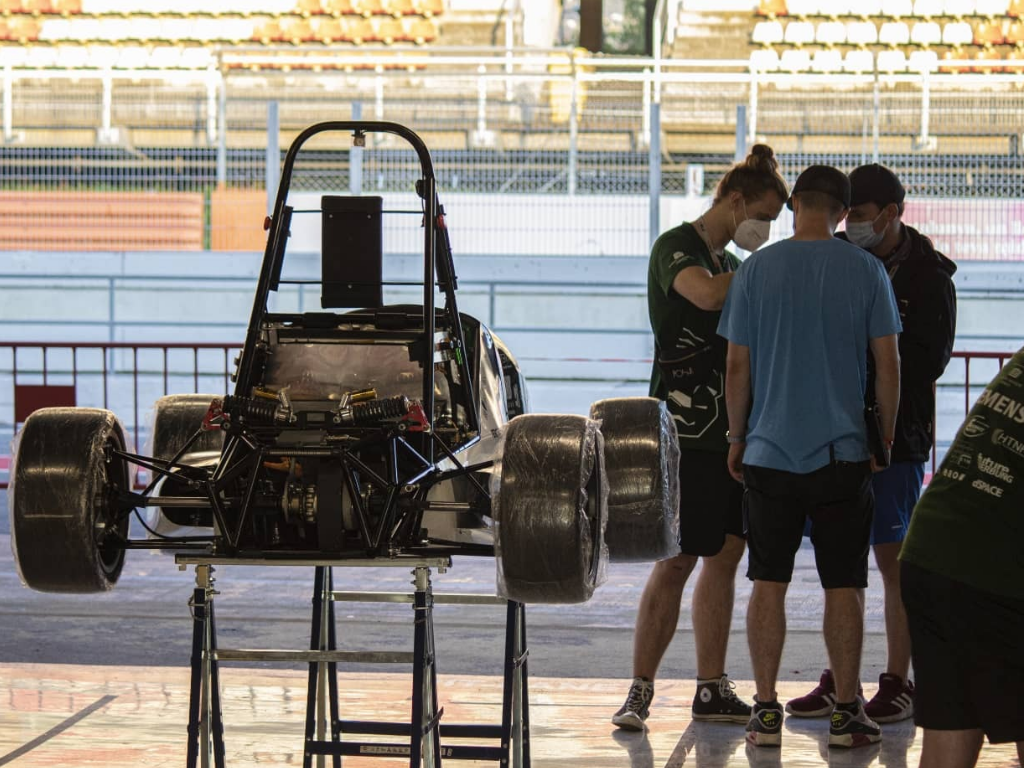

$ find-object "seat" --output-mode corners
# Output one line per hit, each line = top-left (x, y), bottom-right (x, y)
(347, 16), (376, 41)
(785, 0), (819, 15)
(8, 16), (41, 41)
(758, 0), (788, 15)
(975, 0), (1009, 14)
(909, 48), (940, 70)
(943, 20), (973, 45)
(972, 45), (1002, 70)
(752, 19), (784, 45)
(297, 0), (323, 15)
(846, 20), (878, 44)
(974, 19), (1006, 44)
(407, 16), (435, 43)
(910, 20), (942, 45)
(56, 45), (88, 67)
(325, 0), (356, 14)
(384, 0), (414, 15)
(815, 19), (846, 44)
(879, 20), (910, 45)
(877, 48), (908, 71)
(86, 44), (119, 67)
(413, 0), (443, 17)
(811, 47), (843, 70)
(939, 47), (971, 70)
(1011, 0), (1023, 16)
(253, 17), (285, 42)
(750, 48), (780, 70)
(1007, 19), (1024, 42)
(375, 16), (404, 42)
(844, 48), (875, 71)
(783, 19), (815, 44)
(913, 0), (944, 16)
(284, 18), (316, 42)
(354, 0), (383, 15)
(317, 16), (346, 41)
(852, 0), (883, 14)
(884, 0), (914, 16)
(24, 0), (55, 13)
(779, 47), (811, 70)
(943, 0), (976, 15)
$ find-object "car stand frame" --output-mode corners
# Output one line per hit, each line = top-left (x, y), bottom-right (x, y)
(177, 555), (530, 768)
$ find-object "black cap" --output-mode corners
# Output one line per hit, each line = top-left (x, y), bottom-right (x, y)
(787, 165), (851, 210)
(849, 163), (905, 208)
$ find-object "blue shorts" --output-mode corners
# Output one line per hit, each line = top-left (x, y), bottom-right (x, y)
(870, 461), (925, 545)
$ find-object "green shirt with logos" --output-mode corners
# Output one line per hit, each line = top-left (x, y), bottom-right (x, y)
(648, 221), (740, 453)
(900, 346), (1024, 600)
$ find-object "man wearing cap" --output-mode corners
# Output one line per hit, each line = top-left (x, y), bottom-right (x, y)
(786, 165), (957, 724)
(717, 165), (902, 749)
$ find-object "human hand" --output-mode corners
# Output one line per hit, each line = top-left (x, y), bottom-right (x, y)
(727, 442), (745, 483)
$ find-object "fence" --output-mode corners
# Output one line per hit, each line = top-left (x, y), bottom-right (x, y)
(1, 52), (1023, 258)
(0, 341), (1016, 489)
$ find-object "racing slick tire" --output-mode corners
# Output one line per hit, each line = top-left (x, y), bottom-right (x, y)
(9, 407), (131, 593)
(151, 393), (223, 463)
(495, 414), (607, 604)
(590, 397), (680, 562)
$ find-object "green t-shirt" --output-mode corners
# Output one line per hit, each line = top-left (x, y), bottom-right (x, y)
(647, 221), (740, 452)
(900, 346), (1024, 600)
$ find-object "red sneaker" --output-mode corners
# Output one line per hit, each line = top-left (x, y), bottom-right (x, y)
(863, 673), (914, 723)
(785, 669), (864, 718)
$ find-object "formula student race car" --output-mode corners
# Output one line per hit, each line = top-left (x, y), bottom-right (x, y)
(9, 122), (680, 604)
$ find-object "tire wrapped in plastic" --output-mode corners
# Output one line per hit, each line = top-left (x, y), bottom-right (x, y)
(150, 393), (223, 463)
(589, 397), (680, 562)
(492, 414), (608, 604)
(9, 407), (131, 593)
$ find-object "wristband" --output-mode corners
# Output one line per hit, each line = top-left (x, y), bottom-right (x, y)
(726, 430), (746, 445)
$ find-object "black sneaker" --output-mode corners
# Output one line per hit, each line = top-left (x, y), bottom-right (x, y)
(692, 674), (752, 724)
(611, 677), (654, 731)
(745, 699), (784, 747)
(828, 700), (882, 748)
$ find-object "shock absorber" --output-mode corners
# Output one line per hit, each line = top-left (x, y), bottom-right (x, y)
(347, 395), (410, 426)
(222, 394), (279, 425)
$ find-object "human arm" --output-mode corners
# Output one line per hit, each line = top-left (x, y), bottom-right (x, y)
(868, 333), (900, 470)
(671, 266), (735, 311)
(724, 341), (752, 483)
(898, 273), (956, 384)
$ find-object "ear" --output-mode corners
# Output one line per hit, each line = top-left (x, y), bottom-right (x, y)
(837, 207), (850, 225)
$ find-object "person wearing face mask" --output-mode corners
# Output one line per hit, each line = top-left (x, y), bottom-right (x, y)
(786, 164), (957, 725)
(718, 165), (902, 749)
(612, 145), (787, 732)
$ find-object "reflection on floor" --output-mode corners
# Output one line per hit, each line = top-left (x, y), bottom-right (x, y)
(1, 665), (1020, 768)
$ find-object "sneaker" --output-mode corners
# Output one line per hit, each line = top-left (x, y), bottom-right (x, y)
(785, 669), (864, 718)
(692, 674), (752, 723)
(828, 700), (882, 748)
(611, 677), (654, 731)
(745, 699), (784, 747)
(863, 673), (914, 723)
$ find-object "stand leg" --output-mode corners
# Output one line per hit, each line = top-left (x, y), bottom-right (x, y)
(411, 566), (442, 768)
(208, 599), (227, 768)
(326, 568), (342, 768)
(186, 564), (224, 768)
(518, 604), (531, 768)
(304, 566), (327, 768)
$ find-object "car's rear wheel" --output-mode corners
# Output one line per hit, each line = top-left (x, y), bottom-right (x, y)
(494, 414), (607, 604)
(151, 393), (223, 464)
(590, 397), (680, 562)
(10, 407), (131, 593)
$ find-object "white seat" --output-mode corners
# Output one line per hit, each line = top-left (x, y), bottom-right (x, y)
(844, 48), (875, 72)
(909, 49), (940, 71)
(942, 21), (973, 45)
(877, 49), (908, 72)
(884, 0), (914, 15)
(846, 20), (879, 44)
(180, 46), (215, 68)
(975, 0), (1010, 14)
(750, 48), (781, 71)
(148, 46), (183, 68)
(943, 0), (976, 15)
(780, 48), (812, 71)
(879, 21), (910, 45)
(24, 47), (59, 68)
(911, 21), (942, 45)
(752, 20), (784, 45)
(816, 20), (847, 44)
(785, 0), (821, 15)
(115, 45), (150, 69)
(913, 0), (944, 15)
(0, 47), (29, 66)
(851, 0), (883, 14)
(55, 46), (88, 68)
(86, 45), (120, 68)
(37, 18), (72, 41)
(784, 20), (816, 45)
(811, 48), (844, 71)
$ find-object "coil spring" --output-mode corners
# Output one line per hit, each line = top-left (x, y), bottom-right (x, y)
(350, 395), (409, 426)
(222, 395), (278, 425)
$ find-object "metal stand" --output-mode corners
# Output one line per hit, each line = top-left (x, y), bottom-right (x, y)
(180, 556), (530, 768)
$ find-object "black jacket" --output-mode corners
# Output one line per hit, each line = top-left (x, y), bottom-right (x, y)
(845, 226), (958, 464)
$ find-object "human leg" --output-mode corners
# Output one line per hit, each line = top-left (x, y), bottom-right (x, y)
(693, 533), (745, 679)
(917, 729), (984, 768)
(747, 579), (788, 703)
(822, 586), (865, 703)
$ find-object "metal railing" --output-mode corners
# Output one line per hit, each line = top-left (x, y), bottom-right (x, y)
(0, 342), (1015, 488)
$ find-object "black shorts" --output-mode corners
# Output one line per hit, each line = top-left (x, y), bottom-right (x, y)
(743, 461), (873, 588)
(677, 448), (745, 557)
(901, 560), (1024, 743)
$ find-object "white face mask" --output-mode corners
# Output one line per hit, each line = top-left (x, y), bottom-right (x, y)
(733, 201), (771, 252)
(846, 211), (885, 249)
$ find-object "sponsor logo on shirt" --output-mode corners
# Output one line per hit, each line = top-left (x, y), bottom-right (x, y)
(671, 251), (688, 263)
(1005, 366), (1023, 388)
(971, 478), (1004, 498)
(992, 428), (1024, 459)
(977, 453), (1014, 484)
(940, 468), (966, 481)
(961, 414), (990, 439)
(975, 388), (1024, 424)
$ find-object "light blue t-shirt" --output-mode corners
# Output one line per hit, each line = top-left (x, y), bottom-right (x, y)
(717, 238), (902, 474)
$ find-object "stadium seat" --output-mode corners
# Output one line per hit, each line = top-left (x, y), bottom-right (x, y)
(24, 0), (55, 13)
(975, 0), (1010, 14)
(913, 0), (944, 16)
(375, 15), (403, 42)
(148, 46), (183, 68)
(1007, 19), (1024, 41)
(943, 20), (973, 44)
(972, 46), (1002, 69)
(877, 48), (908, 71)
(407, 16), (435, 43)
(785, 0), (820, 15)
(8, 16), (41, 41)
(55, 45), (87, 67)
(1011, 0), (1023, 16)
(757, 0), (788, 16)
(910, 20), (942, 45)
(284, 17), (317, 42)
(347, 16), (376, 41)
(297, 0), (323, 15)
(253, 17), (285, 42)
(852, 0), (884, 16)
(844, 48), (874, 71)
(0, 0), (23, 12)
(85, 44), (119, 67)
(749, 48), (780, 70)
(784, 20), (815, 44)
(846, 20), (878, 44)
(413, 0), (443, 17)
(354, 0), (384, 16)
(780, 47), (811, 70)
(909, 48), (940, 69)
(0, 45), (28, 65)
(56, 0), (82, 11)
(115, 45), (148, 67)
(316, 16), (346, 40)
(384, 0), (415, 16)
(879, 20), (911, 45)
(885, 0), (914, 16)
(974, 19), (1007, 43)
(943, 0), (976, 15)
(811, 47), (843, 70)
(815, 19), (846, 44)
(939, 47), (971, 69)
(751, 19), (784, 45)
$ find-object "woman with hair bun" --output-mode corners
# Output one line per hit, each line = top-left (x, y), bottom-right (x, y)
(612, 144), (787, 732)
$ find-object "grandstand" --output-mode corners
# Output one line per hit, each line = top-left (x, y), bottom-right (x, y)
(0, 0), (1019, 257)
